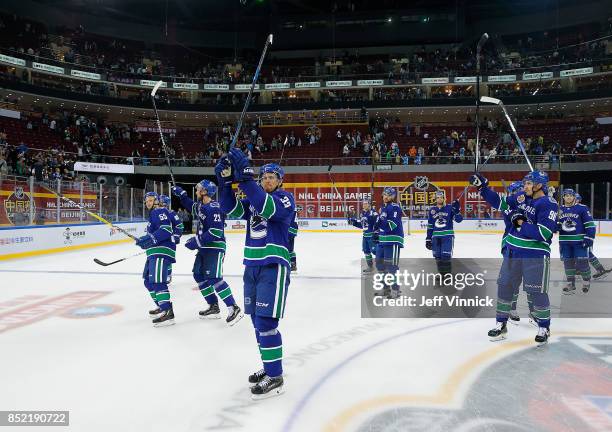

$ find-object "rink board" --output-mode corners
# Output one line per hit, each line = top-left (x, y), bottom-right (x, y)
(0, 221), (148, 260)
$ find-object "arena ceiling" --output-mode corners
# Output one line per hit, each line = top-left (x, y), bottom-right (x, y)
(25, 0), (598, 30)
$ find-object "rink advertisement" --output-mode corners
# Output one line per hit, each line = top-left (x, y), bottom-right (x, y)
(0, 183), (98, 226)
(361, 258), (612, 318)
(0, 221), (147, 260)
(282, 171), (560, 219)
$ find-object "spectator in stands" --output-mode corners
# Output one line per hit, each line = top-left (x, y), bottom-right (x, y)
(603, 135), (610, 146)
(405, 145), (415, 161)
(342, 142), (350, 157)
(0, 152), (7, 176)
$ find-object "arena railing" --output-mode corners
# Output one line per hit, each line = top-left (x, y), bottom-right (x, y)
(2, 46), (610, 88)
(0, 174), (146, 227)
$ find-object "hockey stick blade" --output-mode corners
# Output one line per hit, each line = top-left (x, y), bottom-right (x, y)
(480, 96), (501, 105)
(93, 258), (120, 266)
(151, 80), (164, 97)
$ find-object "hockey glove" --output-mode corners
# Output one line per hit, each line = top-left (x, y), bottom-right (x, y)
(425, 238), (432, 250)
(510, 212), (527, 229)
(228, 148), (254, 182)
(136, 234), (156, 249)
(451, 199), (461, 213)
(469, 173), (488, 190)
(185, 237), (198, 250)
(582, 237), (594, 249)
(171, 186), (186, 197)
(372, 232), (379, 245)
(215, 156), (233, 186)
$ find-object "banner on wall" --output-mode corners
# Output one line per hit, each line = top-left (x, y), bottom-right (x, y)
(134, 120), (176, 134)
(203, 83), (230, 90)
(560, 67), (593, 77)
(235, 84), (260, 90)
(294, 81), (321, 88)
(32, 62), (64, 75)
(140, 80), (167, 88)
(454, 76), (477, 83)
(522, 72), (554, 81)
(74, 162), (135, 174)
(0, 54), (26, 66)
(422, 77), (449, 84)
(487, 75), (516, 82)
(1, 184), (99, 226)
(71, 70), (101, 80)
(172, 82), (199, 90)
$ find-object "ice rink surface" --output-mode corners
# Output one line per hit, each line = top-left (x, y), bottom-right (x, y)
(1, 232), (611, 432)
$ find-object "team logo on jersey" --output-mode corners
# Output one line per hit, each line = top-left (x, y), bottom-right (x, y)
(562, 219), (577, 232)
(517, 194), (526, 203)
(250, 213), (268, 239)
(434, 216), (447, 228)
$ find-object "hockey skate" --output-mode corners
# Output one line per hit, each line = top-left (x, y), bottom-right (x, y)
(374, 287), (391, 297)
(488, 321), (507, 341)
(562, 283), (576, 295)
(251, 375), (284, 400)
(535, 327), (550, 346)
(149, 307), (163, 317)
(592, 268), (612, 280)
(582, 280), (590, 294)
(291, 262), (297, 273)
(248, 368), (267, 385)
(362, 265), (374, 274)
(152, 308), (175, 327)
(199, 303), (221, 319)
(386, 288), (401, 299)
(226, 305), (244, 326)
(508, 312), (520, 325)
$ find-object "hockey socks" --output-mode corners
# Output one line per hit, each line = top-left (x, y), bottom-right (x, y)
(198, 279), (236, 307)
(253, 316), (283, 378)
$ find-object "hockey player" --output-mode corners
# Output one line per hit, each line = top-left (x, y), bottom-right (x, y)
(558, 189), (596, 294)
(470, 171), (558, 345)
(374, 188), (404, 298)
(159, 194), (183, 245)
(156, 194), (183, 289)
(425, 191), (463, 274)
(576, 193), (611, 280)
(348, 199), (379, 273)
(171, 181), (243, 325)
(136, 191), (176, 326)
(289, 210), (298, 272)
(499, 181), (532, 324)
(217, 149), (295, 400)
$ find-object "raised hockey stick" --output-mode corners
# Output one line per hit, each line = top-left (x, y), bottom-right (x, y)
(38, 183), (138, 241)
(230, 34), (273, 150)
(327, 164), (349, 219)
(474, 32), (489, 172)
(151, 81), (176, 186)
(480, 96), (534, 172)
(278, 136), (289, 165)
(94, 251), (146, 267)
